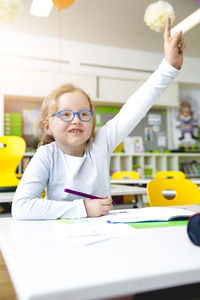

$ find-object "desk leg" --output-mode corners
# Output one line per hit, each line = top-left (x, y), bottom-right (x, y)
(134, 195), (143, 208)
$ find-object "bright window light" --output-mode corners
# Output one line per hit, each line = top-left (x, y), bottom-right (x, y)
(30, 0), (53, 17)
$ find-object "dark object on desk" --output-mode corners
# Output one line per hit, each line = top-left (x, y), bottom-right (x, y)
(187, 213), (200, 246)
(135, 282), (200, 300)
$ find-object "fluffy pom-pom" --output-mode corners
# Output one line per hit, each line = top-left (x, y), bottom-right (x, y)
(144, 1), (175, 32)
(0, 0), (24, 24)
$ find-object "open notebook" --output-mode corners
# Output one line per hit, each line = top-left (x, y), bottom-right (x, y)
(104, 207), (195, 223)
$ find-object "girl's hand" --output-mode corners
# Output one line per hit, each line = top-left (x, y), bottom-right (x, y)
(84, 197), (113, 217)
(164, 18), (186, 69)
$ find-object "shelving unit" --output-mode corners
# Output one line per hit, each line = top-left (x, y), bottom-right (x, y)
(21, 152), (200, 179)
(110, 152), (200, 178)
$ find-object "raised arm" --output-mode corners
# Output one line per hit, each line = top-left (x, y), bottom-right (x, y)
(100, 18), (185, 154)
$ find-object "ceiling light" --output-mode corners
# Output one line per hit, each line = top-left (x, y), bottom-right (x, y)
(30, 0), (53, 17)
(171, 8), (200, 35)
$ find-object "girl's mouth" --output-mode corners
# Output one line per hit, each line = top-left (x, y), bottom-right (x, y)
(69, 129), (83, 134)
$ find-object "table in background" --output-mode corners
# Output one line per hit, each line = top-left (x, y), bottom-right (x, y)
(111, 179), (150, 186)
(111, 178), (200, 186)
(1, 215), (200, 300)
(0, 192), (14, 203)
(111, 184), (147, 208)
(0, 185), (147, 207)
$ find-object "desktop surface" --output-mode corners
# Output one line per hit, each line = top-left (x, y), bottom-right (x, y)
(0, 216), (200, 300)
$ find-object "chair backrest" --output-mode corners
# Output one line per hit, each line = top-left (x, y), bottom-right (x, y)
(112, 171), (139, 180)
(154, 171), (185, 179)
(0, 136), (26, 188)
(147, 178), (200, 206)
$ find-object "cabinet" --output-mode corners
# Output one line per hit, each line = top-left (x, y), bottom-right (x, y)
(110, 152), (200, 178)
(4, 66), (179, 106)
(98, 76), (179, 107)
(4, 67), (97, 99)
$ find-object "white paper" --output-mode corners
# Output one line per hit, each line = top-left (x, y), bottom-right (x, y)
(41, 220), (136, 246)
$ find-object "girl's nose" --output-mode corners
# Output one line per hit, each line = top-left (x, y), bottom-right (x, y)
(72, 113), (81, 123)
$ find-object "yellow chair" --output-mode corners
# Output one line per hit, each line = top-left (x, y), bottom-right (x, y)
(154, 171), (185, 179)
(112, 171), (139, 180)
(147, 178), (200, 206)
(0, 136), (26, 192)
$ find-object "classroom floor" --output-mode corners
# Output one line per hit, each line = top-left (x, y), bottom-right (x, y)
(0, 251), (17, 300)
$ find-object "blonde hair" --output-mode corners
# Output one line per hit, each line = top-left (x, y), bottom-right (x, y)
(36, 83), (96, 146)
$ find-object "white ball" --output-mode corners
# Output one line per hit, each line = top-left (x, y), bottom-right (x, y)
(0, 0), (24, 24)
(144, 1), (175, 32)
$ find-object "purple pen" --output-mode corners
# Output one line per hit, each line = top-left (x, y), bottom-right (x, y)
(64, 188), (102, 199)
(64, 188), (116, 205)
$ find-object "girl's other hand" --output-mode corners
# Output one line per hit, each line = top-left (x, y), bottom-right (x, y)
(84, 197), (113, 217)
(164, 18), (186, 69)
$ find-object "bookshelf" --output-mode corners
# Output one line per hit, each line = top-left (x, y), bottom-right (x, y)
(110, 152), (200, 178)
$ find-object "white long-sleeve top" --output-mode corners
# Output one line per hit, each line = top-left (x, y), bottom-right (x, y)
(12, 58), (181, 220)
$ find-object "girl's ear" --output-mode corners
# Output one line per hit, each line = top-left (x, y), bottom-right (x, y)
(42, 121), (52, 135)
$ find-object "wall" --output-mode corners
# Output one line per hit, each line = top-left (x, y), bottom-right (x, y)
(1, 28), (200, 82)
(100, 108), (167, 152)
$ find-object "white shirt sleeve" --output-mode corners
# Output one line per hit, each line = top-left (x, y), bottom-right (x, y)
(103, 58), (181, 153)
(12, 146), (87, 220)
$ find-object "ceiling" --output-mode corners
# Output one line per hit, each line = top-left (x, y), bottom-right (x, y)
(1, 0), (200, 57)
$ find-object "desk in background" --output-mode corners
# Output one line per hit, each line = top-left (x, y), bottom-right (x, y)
(111, 179), (150, 186)
(111, 178), (200, 186)
(0, 192), (14, 203)
(111, 184), (147, 208)
(1, 215), (200, 300)
(0, 185), (147, 207)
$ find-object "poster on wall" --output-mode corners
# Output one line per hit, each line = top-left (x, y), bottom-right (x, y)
(172, 95), (200, 150)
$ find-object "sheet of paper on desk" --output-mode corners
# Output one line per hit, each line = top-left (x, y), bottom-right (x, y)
(102, 207), (195, 223)
(41, 221), (136, 246)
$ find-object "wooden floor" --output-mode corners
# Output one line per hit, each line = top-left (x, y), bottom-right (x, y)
(0, 251), (17, 300)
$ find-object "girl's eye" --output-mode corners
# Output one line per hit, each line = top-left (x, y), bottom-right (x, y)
(62, 112), (71, 117)
(80, 111), (90, 117)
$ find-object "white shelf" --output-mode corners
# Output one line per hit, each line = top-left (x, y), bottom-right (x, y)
(111, 152), (200, 178)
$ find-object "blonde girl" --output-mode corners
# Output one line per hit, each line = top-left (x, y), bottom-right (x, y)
(12, 20), (185, 219)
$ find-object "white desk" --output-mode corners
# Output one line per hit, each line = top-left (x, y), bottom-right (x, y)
(1, 217), (200, 300)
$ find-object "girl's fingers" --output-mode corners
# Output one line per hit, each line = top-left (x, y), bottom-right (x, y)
(172, 30), (183, 48)
(101, 198), (112, 205)
(164, 18), (171, 39)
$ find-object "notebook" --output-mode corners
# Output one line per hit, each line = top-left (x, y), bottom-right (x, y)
(105, 207), (195, 223)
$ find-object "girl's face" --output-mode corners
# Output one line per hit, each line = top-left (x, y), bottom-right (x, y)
(44, 91), (93, 156)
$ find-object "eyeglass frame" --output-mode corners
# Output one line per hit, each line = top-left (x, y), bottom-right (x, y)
(51, 109), (94, 122)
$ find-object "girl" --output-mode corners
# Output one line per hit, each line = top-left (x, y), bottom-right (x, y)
(12, 19), (185, 220)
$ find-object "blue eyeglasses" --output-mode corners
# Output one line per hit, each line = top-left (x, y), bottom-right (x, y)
(51, 110), (93, 122)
